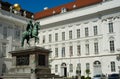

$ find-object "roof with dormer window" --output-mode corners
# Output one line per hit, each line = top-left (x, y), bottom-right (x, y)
(34, 0), (102, 20)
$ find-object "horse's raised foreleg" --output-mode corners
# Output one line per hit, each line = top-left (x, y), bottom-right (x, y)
(34, 36), (39, 44)
(32, 35), (39, 44)
(27, 38), (30, 47)
(37, 37), (39, 43)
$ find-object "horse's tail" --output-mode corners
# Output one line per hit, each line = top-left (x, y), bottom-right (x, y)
(21, 31), (30, 47)
(21, 32), (26, 47)
(21, 35), (24, 47)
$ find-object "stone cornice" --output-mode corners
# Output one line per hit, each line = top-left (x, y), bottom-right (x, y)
(9, 46), (51, 56)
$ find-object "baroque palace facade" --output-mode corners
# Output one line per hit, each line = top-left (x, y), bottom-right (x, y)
(34, 0), (120, 77)
(0, 1), (33, 76)
(0, 0), (120, 78)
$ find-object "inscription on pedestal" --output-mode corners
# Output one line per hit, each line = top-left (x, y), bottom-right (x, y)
(16, 55), (29, 66)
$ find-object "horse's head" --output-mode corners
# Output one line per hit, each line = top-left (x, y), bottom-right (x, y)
(34, 22), (41, 30)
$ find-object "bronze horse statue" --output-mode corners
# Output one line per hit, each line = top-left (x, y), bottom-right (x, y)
(21, 22), (40, 47)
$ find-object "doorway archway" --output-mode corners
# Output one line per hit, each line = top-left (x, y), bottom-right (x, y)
(93, 61), (102, 75)
(61, 63), (67, 77)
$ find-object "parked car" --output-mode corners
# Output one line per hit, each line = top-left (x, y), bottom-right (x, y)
(93, 74), (106, 79)
(108, 73), (119, 79)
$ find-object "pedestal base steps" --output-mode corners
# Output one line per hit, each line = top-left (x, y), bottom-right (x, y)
(2, 46), (63, 79)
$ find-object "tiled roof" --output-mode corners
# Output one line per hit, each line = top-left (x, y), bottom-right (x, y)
(34, 0), (102, 20)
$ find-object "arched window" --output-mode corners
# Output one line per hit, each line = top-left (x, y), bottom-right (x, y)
(61, 63), (66, 67)
(93, 61), (102, 75)
(94, 61), (101, 67)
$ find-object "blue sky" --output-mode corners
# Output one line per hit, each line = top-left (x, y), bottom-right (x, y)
(4, 0), (74, 13)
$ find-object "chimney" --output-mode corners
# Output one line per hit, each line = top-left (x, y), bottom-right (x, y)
(44, 7), (48, 10)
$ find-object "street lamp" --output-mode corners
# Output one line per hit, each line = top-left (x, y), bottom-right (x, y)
(116, 54), (120, 79)
(76, 66), (81, 79)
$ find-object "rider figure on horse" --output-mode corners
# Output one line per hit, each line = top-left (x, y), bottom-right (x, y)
(21, 20), (40, 47)
(26, 20), (33, 38)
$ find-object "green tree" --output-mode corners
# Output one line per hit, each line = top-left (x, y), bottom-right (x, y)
(85, 69), (90, 77)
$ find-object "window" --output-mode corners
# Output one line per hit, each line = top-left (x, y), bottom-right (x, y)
(69, 64), (73, 72)
(93, 26), (98, 35)
(77, 63), (81, 70)
(111, 61), (116, 72)
(43, 35), (45, 43)
(49, 34), (52, 42)
(85, 44), (89, 55)
(62, 32), (65, 40)
(49, 48), (52, 58)
(2, 43), (6, 57)
(2, 64), (6, 74)
(77, 29), (80, 38)
(69, 30), (72, 39)
(94, 42), (99, 54)
(55, 33), (58, 42)
(85, 27), (89, 37)
(14, 29), (20, 40)
(55, 48), (58, 57)
(61, 8), (67, 13)
(77, 45), (81, 56)
(103, 0), (112, 2)
(62, 47), (65, 57)
(86, 63), (90, 69)
(3, 27), (7, 39)
(53, 11), (56, 14)
(55, 65), (58, 72)
(110, 40), (115, 52)
(69, 46), (73, 56)
(109, 22), (113, 33)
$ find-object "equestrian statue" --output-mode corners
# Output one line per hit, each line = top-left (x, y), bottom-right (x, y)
(21, 20), (40, 47)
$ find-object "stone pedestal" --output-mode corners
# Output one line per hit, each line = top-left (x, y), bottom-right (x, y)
(2, 46), (63, 79)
